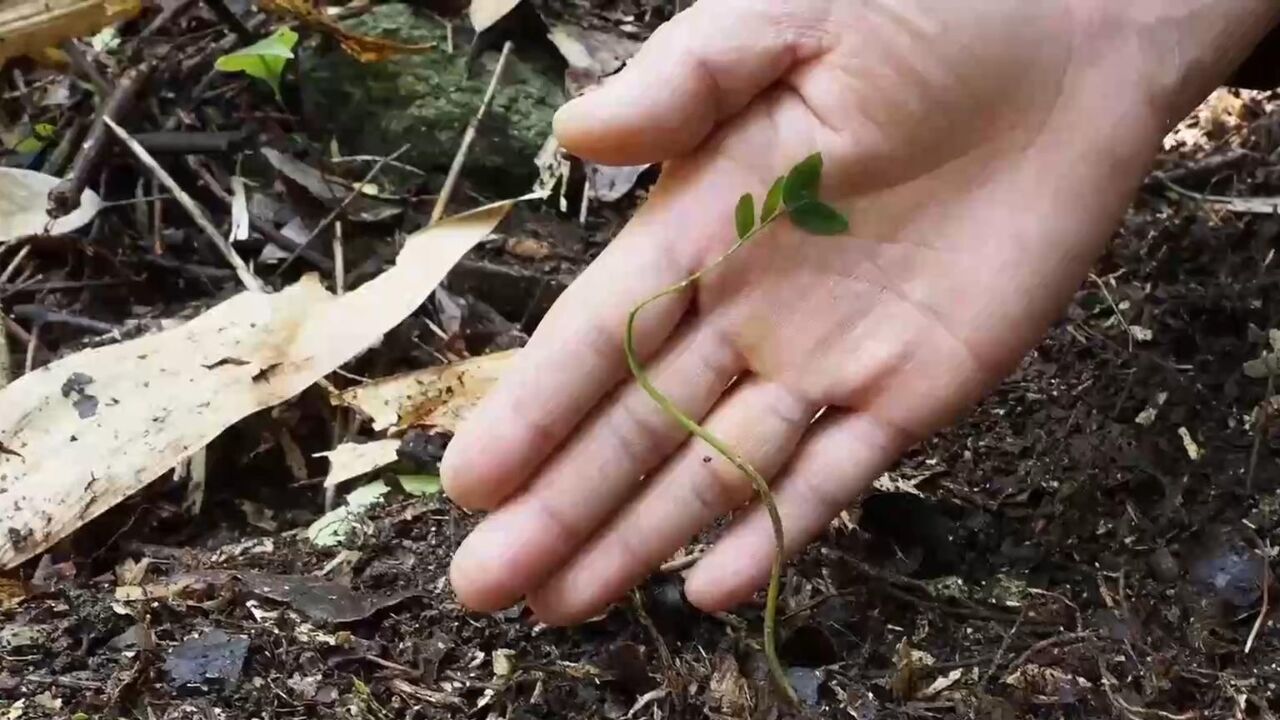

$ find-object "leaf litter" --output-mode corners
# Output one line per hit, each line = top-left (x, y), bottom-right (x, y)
(1, 1), (1280, 719)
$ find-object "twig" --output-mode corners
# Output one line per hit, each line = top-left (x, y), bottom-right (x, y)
(24, 322), (41, 374)
(0, 312), (9, 389)
(11, 305), (120, 334)
(139, 0), (198, 37)
(1247, 373), (1273, 491)
(1098, 659), (1197, 720)
(1090, 273), (1136, 351)
(982, 609), (1025, 687)
(103, 117), (265, 293)
(184, 157), (334, 274)
(431, 41), (514, 224)
(0, 244), (31, 286)
(1245, 545), (1271, 654)
(629, 590), (679, 692)
(49, 62), (156, 216)
(199, 0), (255, 44)
(1004, 630), (1098, 677)
(61, 40), (112, 97)
(331, 155), (428, 177)
(273, 145), (410, 277)
(131, 130), (248, 155)
(24, 674), (103, 690)
(333, 220), (346, 295)
(1, 279), (130, 299)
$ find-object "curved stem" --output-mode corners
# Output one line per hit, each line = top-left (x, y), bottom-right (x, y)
(623, 226), (799, 706)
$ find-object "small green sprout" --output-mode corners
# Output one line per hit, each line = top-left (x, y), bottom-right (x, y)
(215, 26), (299, 102)
(625, 152), (849, 706)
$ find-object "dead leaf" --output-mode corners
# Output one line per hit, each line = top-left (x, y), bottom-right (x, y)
(0, 0), (141, 64)
(0, 168), (101, 245)
(504, 236), (552, 260)
(333, 350), (515, 432)
(546, 23), (640, 96)
(229, 176), (250, 243)
(0, 577), (25, 609)
(0, 197), (528, 569)
(1178, 426), (1203, 461)
(917, 668), (966, 700)
(262, 148), (399, 222)
(586, 162), (650, 204)
(706, 652), (752, 717)
(468, 0), (521, 34)
(258, 0), (434, 62)
(1003, 664), (1092, 697)
(236, 571), (423, 623)
(317, 439), (401, 488)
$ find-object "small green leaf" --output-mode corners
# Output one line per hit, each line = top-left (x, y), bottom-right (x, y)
(761, 176), (785, 222)
(398, 474), (442, 497)
(734, 193), (755, 239)
(12, 136), (46, 154)
(788, 201), (848, 235)
(782, 152), (823, 209)
(215, 26), (299, 101)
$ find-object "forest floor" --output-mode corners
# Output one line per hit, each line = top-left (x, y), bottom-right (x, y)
(2, 1), (1280, 718)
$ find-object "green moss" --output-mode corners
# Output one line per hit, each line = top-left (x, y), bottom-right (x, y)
(300, 4), (563, 194)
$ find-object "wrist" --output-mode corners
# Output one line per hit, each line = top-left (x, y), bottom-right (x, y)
(1070, 0), (1280, 128)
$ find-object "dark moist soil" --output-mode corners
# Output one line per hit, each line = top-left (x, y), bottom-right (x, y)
(4, 5), (1280, 719)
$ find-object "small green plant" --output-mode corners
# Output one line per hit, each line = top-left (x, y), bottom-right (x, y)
(215, 26), (299, 102)
(625, 152), (847, 705)
(12, 123), (56, 154)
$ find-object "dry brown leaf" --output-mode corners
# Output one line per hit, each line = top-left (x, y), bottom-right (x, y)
(0, 0), (140, 63)
(0, 198), (526, 569)
(333, 349), (515, 432)
(258, 0), (434, 62)
(0, 576), (25, 609)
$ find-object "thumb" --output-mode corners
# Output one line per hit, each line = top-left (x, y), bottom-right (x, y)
(553, 0), (829, 166)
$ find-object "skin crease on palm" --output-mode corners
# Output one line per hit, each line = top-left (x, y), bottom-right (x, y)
(441, 0), (1280, 624)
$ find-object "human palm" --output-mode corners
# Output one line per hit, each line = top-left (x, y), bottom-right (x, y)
(443, 0), (1280, 622)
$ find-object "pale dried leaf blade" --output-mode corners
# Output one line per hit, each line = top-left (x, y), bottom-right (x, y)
(0, 168), (101, 245)
(333, 349), (516, 432)
(317, 439), (401, 489)
(468, 0), (521, 33)
(0, 0), (141, 63)
(0, 197), (524, 569)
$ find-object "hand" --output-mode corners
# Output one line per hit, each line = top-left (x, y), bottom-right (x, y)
(442, 0), (1280, 623)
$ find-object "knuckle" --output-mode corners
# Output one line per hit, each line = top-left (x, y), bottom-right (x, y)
(607, 395), (679, 469)
(689, 449), (759, 513)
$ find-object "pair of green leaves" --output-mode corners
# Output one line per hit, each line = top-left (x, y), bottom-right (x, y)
(734, 152), (849, 240)
(214, 26), (299, 102)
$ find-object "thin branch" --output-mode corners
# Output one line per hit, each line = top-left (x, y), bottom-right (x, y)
(0, 244), (31, 286)
(1090, 273), (1136, 351)
(103, 117), (265, 293)
(1245, 548), (1271, 654)
(1247, 373), (1273, 491)
(272, 144), (410, 278)
(431, 41), (514, 224)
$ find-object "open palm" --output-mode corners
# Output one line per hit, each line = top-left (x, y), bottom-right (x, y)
(442, 0), (1280, 622)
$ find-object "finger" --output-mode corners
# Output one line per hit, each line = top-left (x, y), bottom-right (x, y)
(526, 377), (817, 625)
(682, 410), (910, 612)
(449, 318), (743, 613)
(442, 177), (728, 511)
(554, 0), (830, 165)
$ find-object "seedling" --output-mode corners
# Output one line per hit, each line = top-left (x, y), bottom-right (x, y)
(214, 26), (299, 102)
(624, 152), (848, 704)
